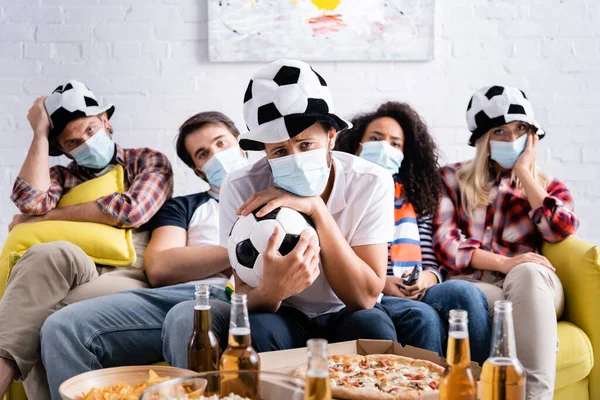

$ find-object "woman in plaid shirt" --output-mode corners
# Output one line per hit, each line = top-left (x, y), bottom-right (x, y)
(433, 86), (580, 399)
(335, 101), (491, 364)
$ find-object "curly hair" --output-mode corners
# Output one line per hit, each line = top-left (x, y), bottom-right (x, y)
(334, 101), (441, 216)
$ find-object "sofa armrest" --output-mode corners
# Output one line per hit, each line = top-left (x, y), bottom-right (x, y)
(542, 236), (600, 398)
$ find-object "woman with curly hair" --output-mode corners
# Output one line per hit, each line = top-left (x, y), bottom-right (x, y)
(335, 101), (491, 364)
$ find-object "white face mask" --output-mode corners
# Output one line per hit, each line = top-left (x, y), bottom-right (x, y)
(359, 141), (404, 174)
(69, 128), (115, 170)
(201, 145), (248, 188)
(268, 148), (330, 197)
(489, 134), (528, 169)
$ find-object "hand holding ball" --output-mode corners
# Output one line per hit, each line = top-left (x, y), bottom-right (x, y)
(228, 207), (318, 287)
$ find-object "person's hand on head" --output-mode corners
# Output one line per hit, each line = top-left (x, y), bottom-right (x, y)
(27, 96), (51, 139)
(514, 132), (538, 173)
(258, 226), (320, 302)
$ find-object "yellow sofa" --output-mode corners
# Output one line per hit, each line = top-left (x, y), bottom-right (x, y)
(2, 236), (598, 400)
(545, 237), (598, 400)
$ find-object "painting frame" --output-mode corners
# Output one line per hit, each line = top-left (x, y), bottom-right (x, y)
(208, 0), (436, 62)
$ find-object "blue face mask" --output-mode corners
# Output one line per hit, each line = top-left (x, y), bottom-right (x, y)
(489, 134), (528, 169)
(201, 146), (249, 188)
(268, 148), (331, 197)
(359, 141), (404, 174)
(69, 128), (115, 170)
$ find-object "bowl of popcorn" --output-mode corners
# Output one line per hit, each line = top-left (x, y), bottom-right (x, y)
(139, 371), (305, 400)
(59, 366), (199, 400)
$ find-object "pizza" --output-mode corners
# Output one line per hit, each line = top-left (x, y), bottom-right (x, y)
(294, 354), (444, 400)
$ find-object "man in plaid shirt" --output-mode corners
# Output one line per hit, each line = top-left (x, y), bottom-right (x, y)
(0, 80), (173, 400)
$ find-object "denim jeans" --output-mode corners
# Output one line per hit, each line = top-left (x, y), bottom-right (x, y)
(248, 303), (397, 352)
(380, 280), (491, 364)
(162, 302), (397, 368)
(40, 283), (229, 400)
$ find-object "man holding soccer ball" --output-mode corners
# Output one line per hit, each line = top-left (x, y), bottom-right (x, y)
(163, 59), (398, 356)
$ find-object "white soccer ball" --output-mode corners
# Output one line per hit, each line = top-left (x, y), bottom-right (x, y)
(228, 207), (318, 287)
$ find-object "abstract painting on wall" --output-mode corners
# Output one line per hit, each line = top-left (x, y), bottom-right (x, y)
(208, 0), (435, 61)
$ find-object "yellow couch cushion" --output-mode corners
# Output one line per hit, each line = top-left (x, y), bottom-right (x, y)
(0, 165), (136, 297)
(556, 321), (594, 390)
(7, 382), (25, 400)
(554, 377), (590, 400)
(58, 163), (126, 206)
(543, 236), (599, 398)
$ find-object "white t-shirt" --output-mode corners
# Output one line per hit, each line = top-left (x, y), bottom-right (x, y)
(145, 192), (228, 288)
(219, 151), (395, 317)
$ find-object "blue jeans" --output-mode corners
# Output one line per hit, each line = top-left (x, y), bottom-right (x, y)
(40, 283), (229, 400)
(162, 302), (396, 367)
(248, 303), (397, 352)
(380, 280), (491, 364)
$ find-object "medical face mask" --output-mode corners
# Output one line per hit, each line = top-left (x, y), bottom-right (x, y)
(201, 145), (249, 188)
(489, 134), (528, 169)
(268, 148), (331, 197)
(69, 128), (115, 170)
(359, 141), (404, 174)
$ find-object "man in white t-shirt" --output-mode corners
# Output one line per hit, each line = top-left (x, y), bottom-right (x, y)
(162, 59), (397, 359)
(40, 112), (248, 400)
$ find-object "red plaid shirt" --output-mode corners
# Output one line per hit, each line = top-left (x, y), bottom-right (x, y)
(11, 145), (173, 228)
(433, 162), (579, 279)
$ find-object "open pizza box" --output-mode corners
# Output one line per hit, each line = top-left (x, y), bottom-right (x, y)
(260, 339), (482, 400)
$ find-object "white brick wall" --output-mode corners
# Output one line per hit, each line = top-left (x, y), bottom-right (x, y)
(0, 0), (599, 246)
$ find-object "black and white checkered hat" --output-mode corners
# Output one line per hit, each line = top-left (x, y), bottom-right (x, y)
(240, 59), (351, 151)
(466, 85), (545, 147)
(44, 80), (115, 156)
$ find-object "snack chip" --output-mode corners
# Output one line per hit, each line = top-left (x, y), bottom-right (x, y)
(78, 370), (203, 400)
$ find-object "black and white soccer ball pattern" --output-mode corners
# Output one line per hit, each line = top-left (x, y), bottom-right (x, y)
(466, 85), (545, 146)
(228, 207), (318, 288)
(44, 80), (114, 155)
(241, 59), (350, 149)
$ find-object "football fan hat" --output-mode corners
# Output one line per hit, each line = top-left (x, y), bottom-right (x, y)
(466, 85), (545, 147)
(44, 79), (115, 156)
(240, 59), (352, 151)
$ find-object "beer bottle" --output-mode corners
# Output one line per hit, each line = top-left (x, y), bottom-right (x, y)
(304, 339), (332, 400)
(440, 309), (477, 400)
(481, 300), (526, 400)
(219, 293), (260, 400)
(187, 284), (220, 373)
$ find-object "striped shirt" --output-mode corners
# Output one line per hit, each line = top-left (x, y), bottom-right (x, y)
(387, 173), (442, 282)
(387, 215), (442, 283)
(11, 144), (173, 228)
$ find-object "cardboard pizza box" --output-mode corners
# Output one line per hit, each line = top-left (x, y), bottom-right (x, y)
(259, 339), (482, 400)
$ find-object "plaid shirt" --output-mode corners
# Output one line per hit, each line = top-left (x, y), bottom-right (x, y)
(11, 145), (173, 228)
(433, 162), (579, 279)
